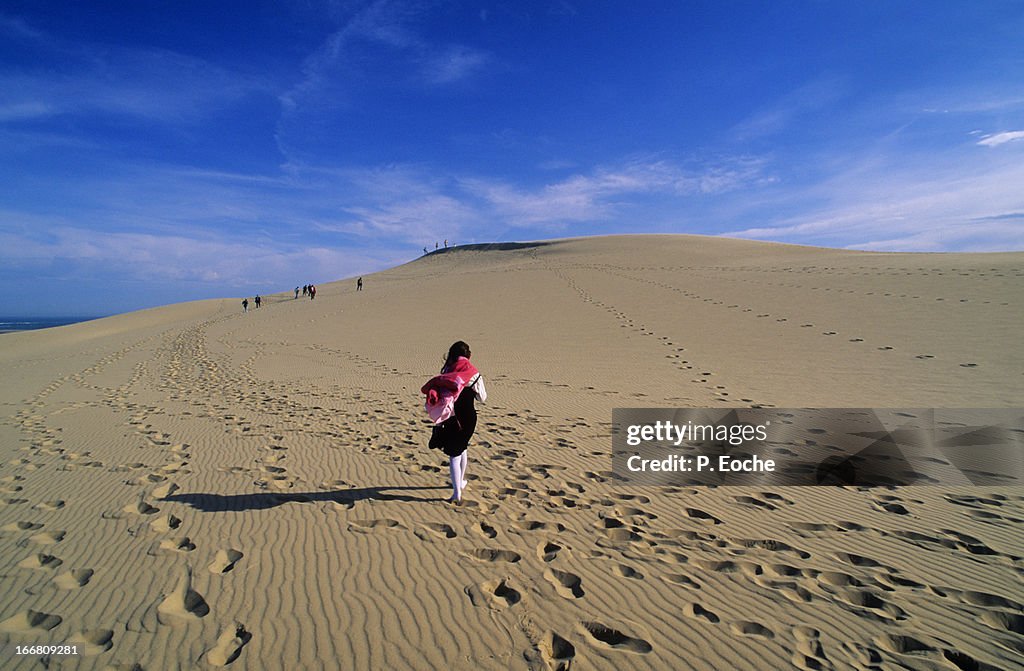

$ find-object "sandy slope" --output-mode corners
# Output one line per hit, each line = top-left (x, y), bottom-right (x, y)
(0, 234), (1021, 670)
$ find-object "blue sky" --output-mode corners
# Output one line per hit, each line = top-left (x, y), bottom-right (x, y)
(2, 1), (1023, 317)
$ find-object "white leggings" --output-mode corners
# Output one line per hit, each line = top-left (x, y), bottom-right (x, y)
(449, 452), (468, 500)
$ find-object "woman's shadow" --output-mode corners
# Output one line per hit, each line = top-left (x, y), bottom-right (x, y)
(163, 485), (449, 512)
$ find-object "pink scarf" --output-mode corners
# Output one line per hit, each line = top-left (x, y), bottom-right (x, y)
(421, 357), (479, 424)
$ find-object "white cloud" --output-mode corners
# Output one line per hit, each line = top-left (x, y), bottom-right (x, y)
(0, 222), (390, 287)
(460, 158), (770, 229)
(0, 47), (266, 126)
(278, 0), (491, 117)
(0, 102), (54, 121)
(421, 45), (490, 85)
(732, 77), (848, 140)
(724, 150), (1024, 251)
(337, 195), (478, 241)
(977, 130), (1024, 147)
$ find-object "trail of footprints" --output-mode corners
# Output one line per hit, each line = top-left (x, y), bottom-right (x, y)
(392, 461), (1024, 670)
(542, 263), (768, 406)
(552, 260), (1005, 369)
(4, 305), (1022, 668)
(0, 320), (263, 667)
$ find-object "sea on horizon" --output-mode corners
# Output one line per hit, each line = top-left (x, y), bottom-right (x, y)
(0, 316), (102, 334)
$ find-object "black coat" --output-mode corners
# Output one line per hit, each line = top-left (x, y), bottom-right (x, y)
(429, 381), (479, 457)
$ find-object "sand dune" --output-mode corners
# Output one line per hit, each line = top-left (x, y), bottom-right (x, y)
(0, 234), (1022, 669)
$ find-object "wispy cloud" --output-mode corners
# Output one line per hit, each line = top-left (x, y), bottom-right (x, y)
(1, 150), (779, 295)
(0, 220), (398, 287)
(0, 102), (53, 122)
(0, 18), (267, 126)
(0, 13), (42, 40)
(279, 0), (491, 113)
(420, 45), (490, 85)
(731, 77), (848, 141)
(335, 195), (478, 241)
(462, 158), (772, 230)
(724, 149), (1024, 252)
(978, 130), (1024, 147)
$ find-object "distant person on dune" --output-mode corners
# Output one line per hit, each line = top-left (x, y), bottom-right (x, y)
(242, 298), (248, 313)
(295, 286), (300, 299)
(421, 341), (487, 504)
(357, 277), (363, 291)
(255, 295), (261, 309)
(309, 285), (316, 300)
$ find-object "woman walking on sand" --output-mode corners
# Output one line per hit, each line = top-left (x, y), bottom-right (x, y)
(422, 341), (487, 504)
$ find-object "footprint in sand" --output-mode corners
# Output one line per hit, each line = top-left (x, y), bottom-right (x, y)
(872, 500), (910, 515)
(579, 622), (652, 654)
(67, 629), (114, 656)
(414, 523), (457, 541)
(157, 567), (210, 624)
(694, 559), (741, 574)
(872, 633), (935, 656)
(465, 548), (521, 563)
(153, 482), (180, 499)
(615, 564), (644, 580)
(18, 553), (63, 570)
(730, 620), (774, 639)
(206, 622), (252, 666)
(0, 609), (62, 633)
(513, 519), (564, 533)
(791, 626), (826, 667)
(540, 631), (575, 671)
(349, 518), (404, 532)
(466, 578), (522, 610)
(54, 568), (94, 589)
(955, 589), (1022, 610)
(123, 493), (159, 515)
(150, 514), (182, 533)
(159, 537), (196, 553)
(683, 603), (720, 623)
(602, 527), (641, 542)
(544, 568), (584, 599)
(28, 529), (65, 545)
(833, 551), (886, 569)
(685, 508), (722, 525)
(209, 549), (244, 574)
(837, 588), (906, 621)
(733, 495), (776, 510)
(980, 610), (1024, 636)
(663, 573), (701, 589)
(815, 571), (861, 588)
(537, 541), (562, 562)
(736, 538), (810, 559)
(1, 520), (43, 532)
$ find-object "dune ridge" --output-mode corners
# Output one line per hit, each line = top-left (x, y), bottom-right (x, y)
(0, 234), (1022, 669)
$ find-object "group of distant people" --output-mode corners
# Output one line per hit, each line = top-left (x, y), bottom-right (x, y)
(242, 295), (262, 312)
(423, 240), (451, 254)
(243, 278), (366, 313)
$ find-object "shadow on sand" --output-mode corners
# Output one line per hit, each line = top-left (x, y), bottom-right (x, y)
(163, 486), (449, 512)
